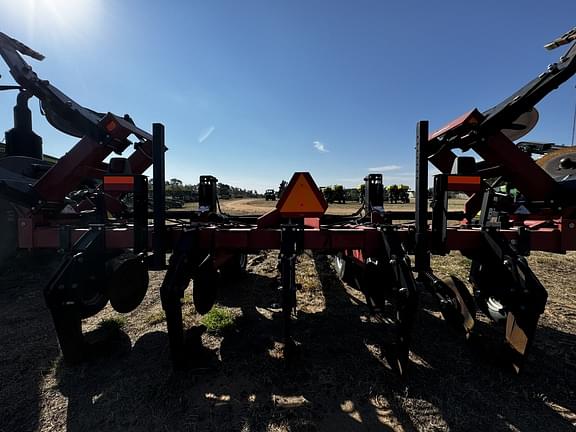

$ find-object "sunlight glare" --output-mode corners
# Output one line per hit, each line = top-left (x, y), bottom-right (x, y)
(0, 0), (102, 43)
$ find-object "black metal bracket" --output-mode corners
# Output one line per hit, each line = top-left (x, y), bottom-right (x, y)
(199, 175), (218, 213)
(364, 173), (385, 222)
(470, 229), (548, 372)
(160, 228), (202, 368)
(44, 226), (108, 363)
(478, 186), (515, 230)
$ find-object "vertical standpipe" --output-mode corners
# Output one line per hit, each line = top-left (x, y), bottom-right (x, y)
(5, 90), (43, 159)
(152, 123), (166, 269)
(415, 121), (430, 274)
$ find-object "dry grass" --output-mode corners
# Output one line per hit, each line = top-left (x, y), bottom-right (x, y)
(183, 197), (469, 216)
(145, 309), (166, 326)
(97, 316), (127, 331)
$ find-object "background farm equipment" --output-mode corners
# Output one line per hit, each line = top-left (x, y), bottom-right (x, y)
(264, 189), (276, 200)
(0, 31), (162, 361)
(387, 184), (410, 204)
(321, 184), (346, 204)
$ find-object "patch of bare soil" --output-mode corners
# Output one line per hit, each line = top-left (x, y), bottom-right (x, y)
(1, 248), (575, 431)
(182, 198), (468, 216)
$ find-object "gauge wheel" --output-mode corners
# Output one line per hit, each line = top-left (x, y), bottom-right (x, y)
(219, 253), (248, 279)
(106, 252), (149, 313)
(76, 279), (109, 319)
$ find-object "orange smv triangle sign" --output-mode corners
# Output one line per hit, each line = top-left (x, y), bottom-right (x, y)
(276, 172), (328, 217)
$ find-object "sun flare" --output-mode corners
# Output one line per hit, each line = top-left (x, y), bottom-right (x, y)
(0, 0), (102, 41)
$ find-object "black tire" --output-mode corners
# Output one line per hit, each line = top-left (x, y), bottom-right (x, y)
(469, 259), (509, 323)
(76, 275), (109, 319)
(62, 254), (110, 319)
(358, 258), (396, 312)
(106, 252), (149, 313)
(219, 253), (247, 280)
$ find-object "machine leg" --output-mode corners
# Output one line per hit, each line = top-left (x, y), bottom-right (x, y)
(44, 228), (108, 363)
(505, 310), (539, 373)
(46, 302), (85, 364)
(505, 260), (547, 373)
(163, 299), (185, 368)
(469, 231), (548, 373)
(160, 251), (194, 369)
(279, 224), (301, 357)
(160, 229), (204, 369)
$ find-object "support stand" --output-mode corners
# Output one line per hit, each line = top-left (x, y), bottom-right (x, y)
(160, 229), (199, 368)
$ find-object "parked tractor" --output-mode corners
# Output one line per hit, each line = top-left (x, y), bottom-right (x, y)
(265, 189), (276, 200)
(321, 184), (346, 204)
(387, 184), (410, 203)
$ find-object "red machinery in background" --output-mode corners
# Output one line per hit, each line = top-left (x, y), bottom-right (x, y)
(0, 32), (162, 359)
(1, 28), (576, 376)
(412, 28), (576, 372)
(0, 32), (421, 374)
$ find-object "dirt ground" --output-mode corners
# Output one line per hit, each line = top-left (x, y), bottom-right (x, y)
(183, 198), (467, 216)
(1, 199), (575, 431)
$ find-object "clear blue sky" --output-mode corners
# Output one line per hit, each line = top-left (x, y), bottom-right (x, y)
(1, 1), (575, 192)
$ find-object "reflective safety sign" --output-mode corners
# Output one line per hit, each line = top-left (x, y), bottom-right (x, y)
(276, 172), (328, 217)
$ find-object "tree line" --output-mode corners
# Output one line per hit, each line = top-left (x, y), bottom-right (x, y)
(148, 178), (261, 200)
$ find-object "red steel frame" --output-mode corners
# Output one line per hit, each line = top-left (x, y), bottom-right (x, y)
(18, 222), (576, 254)
(5, 27), (576, 262)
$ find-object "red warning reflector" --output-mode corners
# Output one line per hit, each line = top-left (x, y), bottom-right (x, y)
(105, 119), (118, 133)
(104, 176), (135, 185)
(277, 172), (328, 217)
(103, 175), (135, 192)
(446, 175), (481, 192)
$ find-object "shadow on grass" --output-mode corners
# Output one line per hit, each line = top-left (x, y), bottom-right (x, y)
(407, 300), (576, 431)
(45, 252), (576, 432)
(0, 253), (61, 432)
